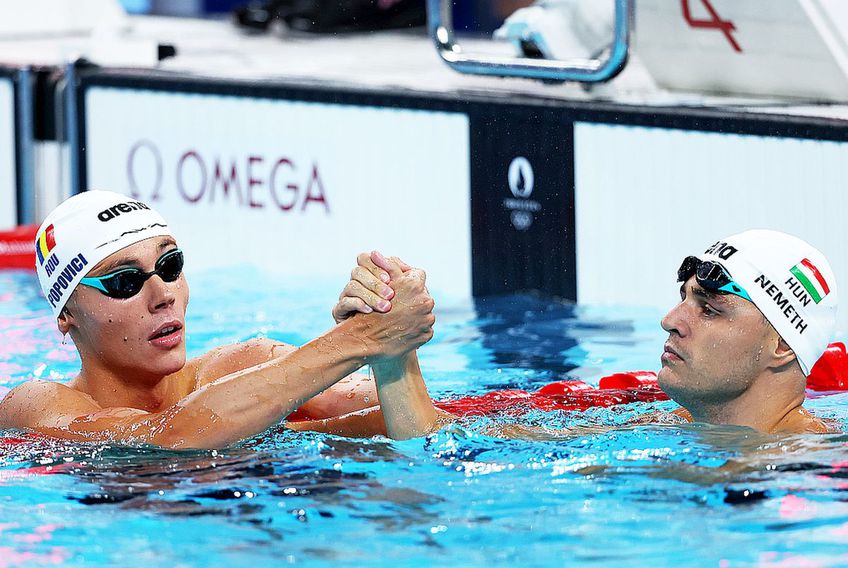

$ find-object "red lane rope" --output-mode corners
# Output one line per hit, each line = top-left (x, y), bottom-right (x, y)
(0, 224), (38, 270)
(434, 374), (669, 417)
(437, 344), (848, 417)
(807, 342), (848, 391)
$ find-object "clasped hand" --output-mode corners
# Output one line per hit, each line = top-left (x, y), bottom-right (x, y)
(333, 251), (435, 362)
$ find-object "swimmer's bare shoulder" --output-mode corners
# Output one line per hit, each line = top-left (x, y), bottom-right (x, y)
(0, 379), (129, 433)
(636, 406), (837, 434)
(776, 408), (838, 434)
(191, 338), (297, 388)
(0, 341), (295, 440)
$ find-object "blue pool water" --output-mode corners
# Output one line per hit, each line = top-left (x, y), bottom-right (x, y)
(2, 268), (848, 567)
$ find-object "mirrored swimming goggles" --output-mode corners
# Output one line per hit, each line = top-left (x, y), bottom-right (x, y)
(677, 255), (752, 302)
(79, 248), (184, 299)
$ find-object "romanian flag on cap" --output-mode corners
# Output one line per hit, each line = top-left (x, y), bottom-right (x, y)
(36, 224), (56, 265)
(790, 258), (830, 304)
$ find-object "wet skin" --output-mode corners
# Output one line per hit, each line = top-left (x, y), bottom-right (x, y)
(657, 277), (829, 434)
(0, 237), (438, 448)
(62, 237), (190, 401)
(0, 243), (832, 444)
(658, 277), (771, 409)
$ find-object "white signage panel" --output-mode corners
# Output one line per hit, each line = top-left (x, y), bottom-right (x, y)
(0, 78), (15, 230)
(575, 122), (848, 331)
(85, 88), (472, 299)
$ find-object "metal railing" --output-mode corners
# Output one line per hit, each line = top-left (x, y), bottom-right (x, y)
(426, 0), (633, 83)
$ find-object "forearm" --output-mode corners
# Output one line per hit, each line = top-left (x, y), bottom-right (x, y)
(290, 372), (379, 421)
(371, 352), (441, 440)
(156, 318), (374, 448)
(286, 405), (388, 437)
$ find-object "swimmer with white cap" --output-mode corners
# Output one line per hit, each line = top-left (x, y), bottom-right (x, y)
(657, 229), (837, 433)
(0, 190), (837, 441)
(0, 190), (444, 447)
(334, 229), (839, 435)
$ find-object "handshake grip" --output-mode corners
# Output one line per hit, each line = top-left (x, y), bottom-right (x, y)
(357, 268), (436, 362)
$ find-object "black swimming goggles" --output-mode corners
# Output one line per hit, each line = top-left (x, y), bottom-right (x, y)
(79, 248), (184, 299)
(677, 255), (752, 302)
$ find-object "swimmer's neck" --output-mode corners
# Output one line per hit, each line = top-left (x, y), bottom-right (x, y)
(683, 369), (812, 434)
(69, 359), (181, 413)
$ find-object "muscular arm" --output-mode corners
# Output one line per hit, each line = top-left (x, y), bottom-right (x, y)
(0, 317), (391, 449)
(286, 405), (387, 437)
(371, 352), (446, 439)
(195, 338), (379, 420)
(288, 351), (452, 439)
(328, 252), (447, 439)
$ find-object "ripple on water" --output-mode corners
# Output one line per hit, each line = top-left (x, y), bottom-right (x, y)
(1, 270), (848, 565)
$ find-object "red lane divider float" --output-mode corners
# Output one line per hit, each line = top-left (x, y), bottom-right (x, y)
(807, 342), (848, 391)
(0, 224), (38, 270)
(434, 374), (669, 417)
(436, 345), (848, 417)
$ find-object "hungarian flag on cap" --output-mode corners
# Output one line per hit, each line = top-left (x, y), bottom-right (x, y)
(790, 258), (831, 304)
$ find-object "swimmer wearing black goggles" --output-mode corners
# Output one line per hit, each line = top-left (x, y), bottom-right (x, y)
(79, 248), (184, 299)
(677, 255), (752, 302)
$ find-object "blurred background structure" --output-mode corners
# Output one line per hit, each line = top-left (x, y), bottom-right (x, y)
(1, 0), (848, 322)
(119, 0), (535, 32)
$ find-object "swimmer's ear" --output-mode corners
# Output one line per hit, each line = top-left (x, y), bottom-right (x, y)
(771, 337), (797, 369)
(57, 306), (75, 335)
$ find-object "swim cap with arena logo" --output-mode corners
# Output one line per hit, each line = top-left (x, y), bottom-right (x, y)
(695, 229), (838, 376)
(35, 190), (173, 318)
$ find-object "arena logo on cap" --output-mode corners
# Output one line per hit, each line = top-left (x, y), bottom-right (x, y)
(704, 241), (738, 260)
(789, 258), (831, 304)
(97, 200), (151, 222)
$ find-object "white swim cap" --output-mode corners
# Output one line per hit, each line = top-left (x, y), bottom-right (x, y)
(35, 190), (173, 318)
(692, 229), (838, 376)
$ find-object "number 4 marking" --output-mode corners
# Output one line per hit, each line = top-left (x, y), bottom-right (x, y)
(681, 0), (742, 53)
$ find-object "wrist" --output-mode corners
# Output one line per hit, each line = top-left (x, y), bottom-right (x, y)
(371, 352), (417, 381)
(371, 358), (404, 377)
(334, 316), (379, 363)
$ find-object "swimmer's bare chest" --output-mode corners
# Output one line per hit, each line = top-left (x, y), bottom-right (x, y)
(60, 339), (289, 412)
